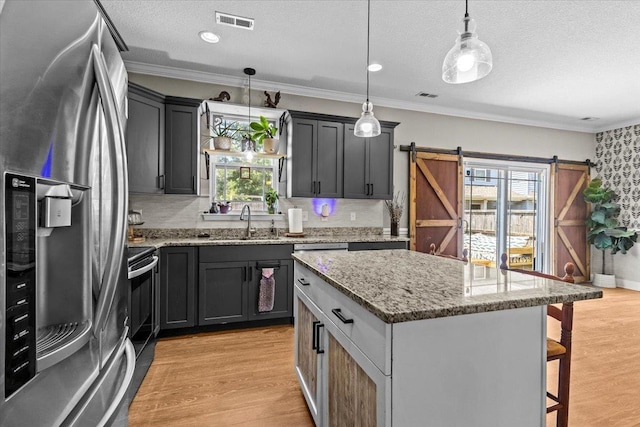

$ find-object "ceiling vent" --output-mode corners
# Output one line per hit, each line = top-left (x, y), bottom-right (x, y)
(216, 11), (254, 30)
(416, 92), (438, 98)
(580, 117), (600, 121)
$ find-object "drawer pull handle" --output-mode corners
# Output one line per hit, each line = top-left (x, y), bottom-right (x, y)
(298, 278), (310, 286)
(316, 323), (325, 354)
(331, 308), (354, 324)
(312, 320), (320, 351)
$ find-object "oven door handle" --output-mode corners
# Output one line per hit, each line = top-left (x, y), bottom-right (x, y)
(128, 256), (158, 280)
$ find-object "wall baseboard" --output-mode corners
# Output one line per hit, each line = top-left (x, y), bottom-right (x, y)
(616, 277), (640, 292)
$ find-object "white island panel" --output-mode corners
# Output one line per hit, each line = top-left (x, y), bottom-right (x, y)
(392, 306), (546, 427)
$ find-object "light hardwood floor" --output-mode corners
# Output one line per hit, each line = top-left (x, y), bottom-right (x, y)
(130, 288), (640, 426)
(547, 288), (640, 427)
(129, 325), (314, 426)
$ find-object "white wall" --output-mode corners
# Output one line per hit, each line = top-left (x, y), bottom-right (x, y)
(128, 73), (594, 232)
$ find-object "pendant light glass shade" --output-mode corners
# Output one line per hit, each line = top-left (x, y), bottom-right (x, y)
(442, 10), (492, 84)
(354, 101), (381, 137)
(355, 0), (381, 138)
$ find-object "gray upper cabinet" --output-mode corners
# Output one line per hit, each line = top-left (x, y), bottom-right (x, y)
(126, 83), (165, 193)
(287, 110), (398, 200)
(164, 96), (200, 194)
(344, 124), (395, 199)
(290, 113), (344, 198)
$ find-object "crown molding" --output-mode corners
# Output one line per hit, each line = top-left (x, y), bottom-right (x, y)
(125, 61), (605, 134)
(593, 118), (640, 134)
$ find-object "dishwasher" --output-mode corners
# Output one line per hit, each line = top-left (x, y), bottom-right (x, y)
(293, 242), (349, 253)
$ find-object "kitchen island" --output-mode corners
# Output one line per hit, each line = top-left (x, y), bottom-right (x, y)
(292, 249), (602, 427)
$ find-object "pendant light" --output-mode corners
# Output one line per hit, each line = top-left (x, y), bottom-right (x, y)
(243, 67), (256, 160)
(354, 0), (381, 138)
(442, 0), (492, 84)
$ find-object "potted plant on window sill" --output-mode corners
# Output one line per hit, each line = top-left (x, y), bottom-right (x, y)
(211, 119), (238, 150)
(265, 187), (279, 214)
(583, 177), (638, 287)
(250, 115), (278, 154)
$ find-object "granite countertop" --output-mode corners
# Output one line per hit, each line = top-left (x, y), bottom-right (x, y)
(131, 234), (409, 248)
(292, 249), (603, 324)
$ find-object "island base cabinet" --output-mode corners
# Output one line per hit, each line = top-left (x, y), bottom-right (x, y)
(295, 286), (390, 427)
(294, 259), (548, 427)
(327, 334), (377, 426)
(294, 295), (323, 425)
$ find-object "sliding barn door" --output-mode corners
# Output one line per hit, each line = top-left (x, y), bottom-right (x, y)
(550, 163), (590, 282)
(409, 152), (463, 255)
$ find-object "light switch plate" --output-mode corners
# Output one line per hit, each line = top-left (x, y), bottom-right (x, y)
(350, 212), (356, 221)
(302, 211), (308, 221)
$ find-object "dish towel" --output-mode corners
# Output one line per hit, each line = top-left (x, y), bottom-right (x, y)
(258, 268), (275, 312)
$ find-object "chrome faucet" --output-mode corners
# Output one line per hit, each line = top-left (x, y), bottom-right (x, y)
(240, 204), (255, 239)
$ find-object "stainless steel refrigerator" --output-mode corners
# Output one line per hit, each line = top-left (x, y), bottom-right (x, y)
(1, 1), (135, 425)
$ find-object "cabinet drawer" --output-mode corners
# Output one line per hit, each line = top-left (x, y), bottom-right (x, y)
(295, 263), (391, 375)
(200, 245), (293, 263)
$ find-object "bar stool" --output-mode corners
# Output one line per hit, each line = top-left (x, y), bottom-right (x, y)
(499, 253), (575, 427)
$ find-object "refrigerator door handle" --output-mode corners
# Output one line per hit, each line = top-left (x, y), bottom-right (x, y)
(97, 338), (135, 427)
(91, 44), (128, 341)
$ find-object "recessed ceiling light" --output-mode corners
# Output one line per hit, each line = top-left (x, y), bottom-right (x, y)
(367, 63), (382, 72)
(199, 31), (220, 43)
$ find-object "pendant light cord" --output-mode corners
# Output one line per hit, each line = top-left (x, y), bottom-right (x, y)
(464, 0), (470, 32)
(366, 0), (371, 103)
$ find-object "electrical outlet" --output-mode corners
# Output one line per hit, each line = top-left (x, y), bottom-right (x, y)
(350, 212), (356, 221)
(302, 211), (308, 221)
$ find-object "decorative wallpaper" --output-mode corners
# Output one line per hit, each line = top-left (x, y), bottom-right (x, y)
(594, 124), (640, 229)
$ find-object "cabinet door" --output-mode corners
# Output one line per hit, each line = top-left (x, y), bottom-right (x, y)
(198, 261), (248, 325)
(316, 121), (344, 198)
(368, 127), (394, 200)
(322, 321), (389, 427)
(159, 247), (197, 329)
(165, 103), (197, 194)
(294, 293), (323, 426)
(247, 260), (293, 321)
(127, 90), (165, 193)
(343, 124), (369, 199)
(291, 118), (317, 197)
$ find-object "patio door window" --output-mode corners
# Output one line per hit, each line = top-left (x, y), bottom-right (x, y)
(464, 162), (549, 273)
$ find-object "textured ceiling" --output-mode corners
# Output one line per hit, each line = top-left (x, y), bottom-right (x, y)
(100, 0), (640, 132)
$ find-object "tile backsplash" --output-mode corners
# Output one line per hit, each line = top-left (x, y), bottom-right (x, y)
(129, 194), (383, 230)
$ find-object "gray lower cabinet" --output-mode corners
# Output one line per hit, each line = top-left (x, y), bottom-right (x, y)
(290, 116), (344, 198)
(126, 83), (165, 193)
(344, 124), (394, 199)
(198, 261), (248, 324)
(247, 259), (293, 321)
(159, 247), (197, 329)
(164, 97), (200, 194)
(198, 245), (294, 326)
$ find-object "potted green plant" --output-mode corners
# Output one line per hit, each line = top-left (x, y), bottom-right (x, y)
(250, 116), (278, 153)
(583, 177), (638, 287)
(211, 120), (238, 150)
(265, 187), (279, 214)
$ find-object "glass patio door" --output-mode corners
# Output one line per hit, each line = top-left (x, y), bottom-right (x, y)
(464, 161), (548, 275)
